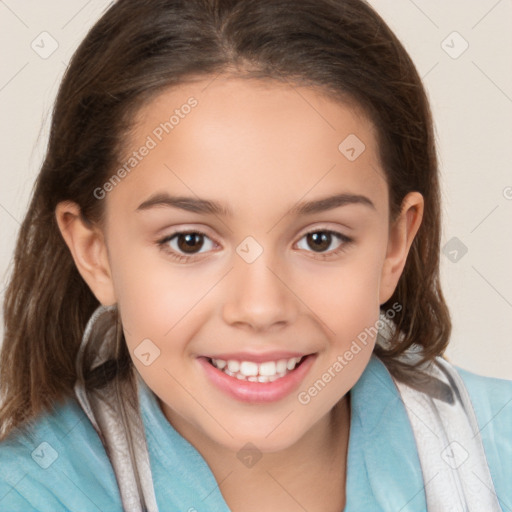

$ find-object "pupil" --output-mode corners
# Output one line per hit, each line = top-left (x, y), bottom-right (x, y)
(178, 233), (203, 253)
(308, 232), (330, 252)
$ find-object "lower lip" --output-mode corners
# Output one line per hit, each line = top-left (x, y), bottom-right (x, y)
(198, 354), (316, 403)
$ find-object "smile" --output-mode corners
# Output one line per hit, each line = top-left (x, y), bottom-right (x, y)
(198, 353), (317, 403)
(209, 356), (305, 382)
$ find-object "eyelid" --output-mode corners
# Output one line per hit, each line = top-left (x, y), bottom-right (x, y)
(297, 222), (352, 237)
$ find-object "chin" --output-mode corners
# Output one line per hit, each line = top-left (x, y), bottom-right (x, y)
(214, 417), (312, 454)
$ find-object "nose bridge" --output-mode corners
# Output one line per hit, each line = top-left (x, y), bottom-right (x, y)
(222, 238), (297, 330)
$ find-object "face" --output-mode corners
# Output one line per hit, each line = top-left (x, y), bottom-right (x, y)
(68, 76), (422, 454)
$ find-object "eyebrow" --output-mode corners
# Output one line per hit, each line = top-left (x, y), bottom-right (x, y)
(135, 192), (376, 216)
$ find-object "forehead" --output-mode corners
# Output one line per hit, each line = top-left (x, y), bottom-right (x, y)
(107, 76), (387, 219)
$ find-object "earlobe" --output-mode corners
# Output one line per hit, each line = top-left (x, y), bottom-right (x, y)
(55, 201), (116, 306)
(379, 192), (424, 305)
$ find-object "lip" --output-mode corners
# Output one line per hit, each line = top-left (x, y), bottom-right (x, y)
(198, 353), (317, 403)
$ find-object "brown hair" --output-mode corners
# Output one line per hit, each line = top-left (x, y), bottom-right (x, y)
(0, 0), (451, 440)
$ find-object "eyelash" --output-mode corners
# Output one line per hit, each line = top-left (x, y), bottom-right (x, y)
(156, 228), (354, 263)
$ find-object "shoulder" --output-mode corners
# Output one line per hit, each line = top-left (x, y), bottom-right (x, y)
(453, 363), (512, 431)
(452, 363), (512, 503)
(0, 395), (122, 512)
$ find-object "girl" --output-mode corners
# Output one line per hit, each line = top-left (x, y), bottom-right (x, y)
(0, 0), (510, 511)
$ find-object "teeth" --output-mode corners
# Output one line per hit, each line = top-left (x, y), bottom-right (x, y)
(286, 358), (298, 370)
(258, 361), (276, 376)
(239, 361), (259, 376)
(213, 359), (226, 369)
(276, 360), (287, 373)
(227, 360), (240, 373)
(210, 356), (304, 382)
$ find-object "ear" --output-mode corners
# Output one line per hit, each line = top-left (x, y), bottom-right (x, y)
(55, 201), (116, 306)
(379, 191), (424, 305)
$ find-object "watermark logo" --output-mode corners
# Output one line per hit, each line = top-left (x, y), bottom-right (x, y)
(134, 338), (161, 366)
(440, 440), (469, 469)
(31, 441), (59, 469)
(338, 134), (366, 161)
(442, 236), (468, 263)
(237, 442), (262, 468)
(236, 236), (264, 264)
(31, 32), (59, 59)
(441, 31), (469, 60)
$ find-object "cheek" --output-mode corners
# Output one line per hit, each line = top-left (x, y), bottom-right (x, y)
(108, 246), (206, 395)
(294, 243), (384, 391)
(297, 244), (384, 332)
(107, 231), (202, 329)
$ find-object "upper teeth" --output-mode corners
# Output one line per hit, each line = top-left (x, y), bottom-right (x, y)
(211, 357), (303, 382)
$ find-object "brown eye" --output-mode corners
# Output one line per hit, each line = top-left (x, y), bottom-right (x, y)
(158, 230), (216, 261)
(176, 233), (205, 254)
(306, 232), (333, 252)
(296, 229), (353, 258)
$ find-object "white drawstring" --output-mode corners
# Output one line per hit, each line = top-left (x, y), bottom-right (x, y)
(74, 304), (159, 512)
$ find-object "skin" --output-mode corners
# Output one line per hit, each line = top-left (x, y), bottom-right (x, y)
(56, 76), (423, 511)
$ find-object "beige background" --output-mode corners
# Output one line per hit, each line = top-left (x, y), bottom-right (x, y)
(0, 0), (511, 379)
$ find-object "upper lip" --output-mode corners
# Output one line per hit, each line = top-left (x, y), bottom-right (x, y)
(201, 351), (312, 363)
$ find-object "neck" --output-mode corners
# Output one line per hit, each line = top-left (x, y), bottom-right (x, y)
(160, 393), (351, 512)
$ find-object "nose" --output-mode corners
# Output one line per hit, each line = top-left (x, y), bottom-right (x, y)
(222, 251), (298, 332)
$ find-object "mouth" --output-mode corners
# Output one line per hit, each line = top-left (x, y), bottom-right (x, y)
(207, 355), (307, 382)
(198, 353), (316, 403)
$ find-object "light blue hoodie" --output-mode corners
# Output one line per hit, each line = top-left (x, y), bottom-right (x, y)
(0, 353), (511, 511)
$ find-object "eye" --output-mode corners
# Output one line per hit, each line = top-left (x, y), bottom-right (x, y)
(157, 228), (353, 263)
(296, 230), (353, 259)
(157, 230), (216, 262)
